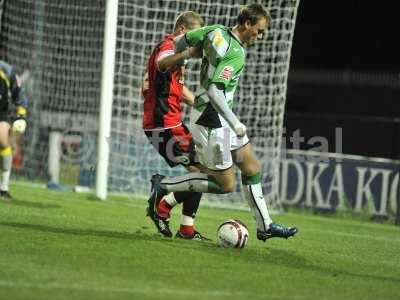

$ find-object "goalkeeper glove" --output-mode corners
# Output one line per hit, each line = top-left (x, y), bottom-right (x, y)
(12, 106), (27, 134)
(12, 119), (27, 134)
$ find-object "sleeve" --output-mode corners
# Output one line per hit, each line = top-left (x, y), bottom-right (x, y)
(208, 83), (240, 130)
(185, 25), (219, 47)
(210, 55), (244, 89)
(155, 40), (174, 63)
(10, 72), (28, 112)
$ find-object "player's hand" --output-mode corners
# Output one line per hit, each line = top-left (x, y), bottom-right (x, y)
(141, 78), (149, 92)
(189, 46), (202, 58)
(141, 72), (149, 93)
(12, 119), (27, 134)
(182, 46), (202, 60)
(234, 122), (247, 137)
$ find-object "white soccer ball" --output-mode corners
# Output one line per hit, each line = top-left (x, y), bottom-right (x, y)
(217, 219), (249, 248)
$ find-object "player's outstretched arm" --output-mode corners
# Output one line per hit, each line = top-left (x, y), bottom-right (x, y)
(157, 47), (199, 72)
(157, 30), (204, 72)
(208, 83), (246, 137)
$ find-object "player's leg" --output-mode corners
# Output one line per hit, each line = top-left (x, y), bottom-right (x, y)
(151, 166), (235, 197)
(160, 125), (206, 238)
(0, 119), (12, 200)
(144, 126), (209, 238)
(148, 124), (236, 215)
(151, 124), (236, 196)
(173, 164), (206, 240)
(148, 135), (235, 233)
(232, 142), (298, 241)
(232, 142), (272, 231)
(151, 162), (234, 240)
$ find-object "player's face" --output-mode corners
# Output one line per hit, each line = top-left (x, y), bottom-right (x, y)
(243, 17), (268, 46)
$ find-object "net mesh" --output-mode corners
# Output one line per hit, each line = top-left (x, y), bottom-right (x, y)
(0, 0), (104, 184)
(0, 0), (300, 209)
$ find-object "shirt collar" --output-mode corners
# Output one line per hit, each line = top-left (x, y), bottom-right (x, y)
(228, 28), (244, 47)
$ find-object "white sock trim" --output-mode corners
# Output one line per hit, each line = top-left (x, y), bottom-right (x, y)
(163, 193), (178, 207)
(181, 214), (194, 226)
(0, 169), (11, 191)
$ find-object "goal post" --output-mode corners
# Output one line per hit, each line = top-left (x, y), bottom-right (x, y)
(96, 0), (119, 200)
(0, 0), (300, 210)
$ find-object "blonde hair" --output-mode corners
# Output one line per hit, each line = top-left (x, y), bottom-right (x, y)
(174, 11), (204, 32)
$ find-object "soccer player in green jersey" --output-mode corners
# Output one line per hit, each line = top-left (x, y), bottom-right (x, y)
(148, 4), (297, 242)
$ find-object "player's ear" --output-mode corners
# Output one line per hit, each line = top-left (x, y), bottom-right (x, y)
(244, 20), (251, 30)
(179, 25), (186, 34)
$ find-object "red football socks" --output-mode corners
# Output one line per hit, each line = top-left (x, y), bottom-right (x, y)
(157, 199), (172, 218)
(179, 224), (194, 236)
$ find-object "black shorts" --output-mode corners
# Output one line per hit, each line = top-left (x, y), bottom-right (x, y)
(144, 123), (199, 168)
(0, 111), (10, 123)
(0, 79), (10, 122)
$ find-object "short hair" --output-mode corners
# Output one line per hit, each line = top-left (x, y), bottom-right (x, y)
(174, 11), (204, 32)
(237, 4), (270, 26)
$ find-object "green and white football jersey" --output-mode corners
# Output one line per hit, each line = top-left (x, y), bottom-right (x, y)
(185, 24), (245, 128)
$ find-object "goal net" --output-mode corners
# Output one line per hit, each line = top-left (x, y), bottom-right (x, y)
(0, 0), (300, 210)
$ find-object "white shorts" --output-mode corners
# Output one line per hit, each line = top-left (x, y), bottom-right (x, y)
(190, 121), (249, 171)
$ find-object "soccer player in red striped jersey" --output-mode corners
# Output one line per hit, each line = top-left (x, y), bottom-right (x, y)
(142, 11), (207, 240)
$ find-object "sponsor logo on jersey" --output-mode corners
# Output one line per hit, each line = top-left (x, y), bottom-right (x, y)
(219, 66), (234, 81)
(213, 30), (224, 47)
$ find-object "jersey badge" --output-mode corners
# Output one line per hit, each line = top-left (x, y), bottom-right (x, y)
(219, 66), (234, 81)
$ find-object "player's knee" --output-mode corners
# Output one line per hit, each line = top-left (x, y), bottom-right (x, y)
(242, 160), (261, 176)
(0, 141), (10, 149)
(0, 126), (10, 147)
(252, 160), (261, 173)
(222, 180), (236, 193)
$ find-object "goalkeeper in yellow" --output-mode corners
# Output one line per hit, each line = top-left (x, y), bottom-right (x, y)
(0, 60), (28, 199)
(148, 4), (298, 242)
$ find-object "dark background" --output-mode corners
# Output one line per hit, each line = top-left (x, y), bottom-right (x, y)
(285, 0), (400, 159)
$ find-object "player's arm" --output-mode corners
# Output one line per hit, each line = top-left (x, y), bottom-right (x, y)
(175, 25), (217, 52)
(10, 72), (28, 134)
(141, 71), (149, 94)
(207, 83), (246, 137)
(156, 47), (200, 72)
(207, 47), (246, 136)
(157, 45), (202, 72)
(182, 85), (195, 106)
(159, 26), (215, 71)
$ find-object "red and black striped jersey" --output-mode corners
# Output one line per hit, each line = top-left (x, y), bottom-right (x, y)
(142, 34), (185, 130)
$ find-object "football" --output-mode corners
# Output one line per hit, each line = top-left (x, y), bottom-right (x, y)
(217, 219), (249, 248)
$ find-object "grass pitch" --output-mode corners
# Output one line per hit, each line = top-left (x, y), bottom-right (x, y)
(0, 184), (399, 300)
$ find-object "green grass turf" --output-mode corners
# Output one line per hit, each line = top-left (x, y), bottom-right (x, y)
(0, 184), (399, 300)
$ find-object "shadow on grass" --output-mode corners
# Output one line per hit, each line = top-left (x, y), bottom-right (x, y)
(86, 194), (99, 201)
(2, 199), (61, 209)
(2, 221), (399, 284)
(0, 222), (172, 244)
(171, 236), (400, 284)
